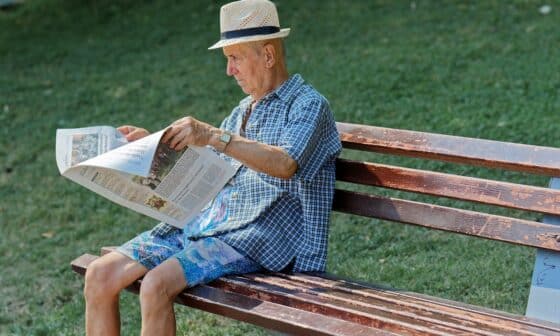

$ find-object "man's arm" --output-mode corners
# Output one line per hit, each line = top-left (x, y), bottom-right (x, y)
(216, 132), (297, 179)
(161, 116), (297, 179)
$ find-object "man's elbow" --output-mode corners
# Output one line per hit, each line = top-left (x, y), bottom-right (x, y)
(277, 157), (298, 179)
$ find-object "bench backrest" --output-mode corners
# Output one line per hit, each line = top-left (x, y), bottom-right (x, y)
(334, 122), (560, 252)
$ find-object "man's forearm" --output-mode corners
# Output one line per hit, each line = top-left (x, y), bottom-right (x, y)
(209, 130), (297, 179)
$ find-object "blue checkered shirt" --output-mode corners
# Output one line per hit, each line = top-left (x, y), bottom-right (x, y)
(188, 74), (341, 272)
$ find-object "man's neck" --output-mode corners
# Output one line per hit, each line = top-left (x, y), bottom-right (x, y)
(252, 66), (289, 102)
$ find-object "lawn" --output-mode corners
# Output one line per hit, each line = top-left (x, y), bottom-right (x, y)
(1, 0), (559, 335)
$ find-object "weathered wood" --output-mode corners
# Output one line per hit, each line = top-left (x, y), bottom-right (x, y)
(332, 189), (560, 252)
(288, 273), (560, 333)
(225, 273), (560, 336)
(214, 275), (510, 336)
(274, 273), (560, 336)
(71, 254), (392, 336)
(336, 122), (560, 176)
(75, 250), (560, 336)
(336, 159), (560, 216)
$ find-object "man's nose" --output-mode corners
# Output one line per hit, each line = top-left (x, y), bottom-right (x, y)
(226, 59), (236, 76)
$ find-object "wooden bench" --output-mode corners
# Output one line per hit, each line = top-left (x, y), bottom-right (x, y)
(71, 122), (560, 335)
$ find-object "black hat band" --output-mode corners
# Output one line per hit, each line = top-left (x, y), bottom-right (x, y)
(221, 26), (280, 39)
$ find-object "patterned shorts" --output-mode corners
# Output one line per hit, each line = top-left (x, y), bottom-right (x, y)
(117, 223), (262, 287)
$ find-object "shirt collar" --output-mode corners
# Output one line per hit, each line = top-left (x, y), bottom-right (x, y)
(265, 74), (304, 103)
(239, 74), (304, 110)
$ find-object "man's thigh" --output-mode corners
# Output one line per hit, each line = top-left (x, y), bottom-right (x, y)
(173, 237), (262, 288)
(137, 236), (259, 298)
(116, 223), (185, 270)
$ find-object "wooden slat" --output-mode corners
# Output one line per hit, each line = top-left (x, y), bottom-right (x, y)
(332, 189), (560, 251)
(336, 122), (560, 176)
(266, 273), (560, 336)
(218, 273), (557, 336)
(336, 158), (560, 216)
(305, 272), (560, 333)
(214, 275), (505, 336)
(70, 254), (391, 336)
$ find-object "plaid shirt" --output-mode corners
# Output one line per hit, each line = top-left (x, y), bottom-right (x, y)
(189, 74), (341, 272)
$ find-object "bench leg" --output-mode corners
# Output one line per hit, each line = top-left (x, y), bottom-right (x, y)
(526, 177), (560, 324)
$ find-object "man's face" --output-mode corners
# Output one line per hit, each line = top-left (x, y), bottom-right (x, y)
(223, 43), (267, 97)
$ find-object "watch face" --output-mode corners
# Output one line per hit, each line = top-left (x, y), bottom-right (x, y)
(220, 132), (231, 144)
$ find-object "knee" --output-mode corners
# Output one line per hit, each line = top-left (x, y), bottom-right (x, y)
(84, 258), (120, 303)
(139, 272), (174, 308)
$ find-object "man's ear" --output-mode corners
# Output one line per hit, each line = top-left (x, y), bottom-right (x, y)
(263, 43), (276, 68)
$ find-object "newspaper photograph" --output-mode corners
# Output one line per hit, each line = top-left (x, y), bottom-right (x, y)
(56, 126), (237, 228)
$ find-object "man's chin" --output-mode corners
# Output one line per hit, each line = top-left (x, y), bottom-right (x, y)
(239, 86), (251, 95)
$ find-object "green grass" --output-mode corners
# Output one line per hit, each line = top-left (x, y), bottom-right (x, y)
(1, 0), (559, 334)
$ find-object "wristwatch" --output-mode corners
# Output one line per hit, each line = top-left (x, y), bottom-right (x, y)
(217, 131), (232, 152)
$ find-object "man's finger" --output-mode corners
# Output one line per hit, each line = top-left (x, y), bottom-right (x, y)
(161, 127), (171, 142)
(127, 129), (146, 141)
(174, 138), (189, 151)
(117, 125), (133, 135)
(170, 128), (189, 149)
(162, 126), (179, 143)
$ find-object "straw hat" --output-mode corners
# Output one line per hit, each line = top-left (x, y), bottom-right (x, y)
(208, 0), (290, 50)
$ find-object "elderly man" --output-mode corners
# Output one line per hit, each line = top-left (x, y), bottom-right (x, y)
(83, 0), (341, 335)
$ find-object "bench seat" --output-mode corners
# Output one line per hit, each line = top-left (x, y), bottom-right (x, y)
(71, 247), (560, 336)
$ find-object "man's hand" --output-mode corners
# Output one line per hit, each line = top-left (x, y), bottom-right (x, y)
(161, 117), (216, 151)
(117, 125), (150, 141)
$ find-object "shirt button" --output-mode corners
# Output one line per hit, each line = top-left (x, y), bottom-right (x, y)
(231, 192), (239, 200)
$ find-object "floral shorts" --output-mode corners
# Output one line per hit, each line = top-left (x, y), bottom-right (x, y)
(117, 223), (262, 287)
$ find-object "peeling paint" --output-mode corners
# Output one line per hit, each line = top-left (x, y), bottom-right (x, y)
(537, 233), (560, 249)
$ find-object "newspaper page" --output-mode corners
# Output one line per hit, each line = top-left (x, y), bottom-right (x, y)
(56, 126), (237, 228)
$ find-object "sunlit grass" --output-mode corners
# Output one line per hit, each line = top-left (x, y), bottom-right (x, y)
(1, 0), (559, 334)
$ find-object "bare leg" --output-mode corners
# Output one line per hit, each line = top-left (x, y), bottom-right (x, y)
(84, 251), (148, 336)
(139, 258), (187, 336)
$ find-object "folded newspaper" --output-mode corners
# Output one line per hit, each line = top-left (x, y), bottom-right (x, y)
(56, 126), (237, 228)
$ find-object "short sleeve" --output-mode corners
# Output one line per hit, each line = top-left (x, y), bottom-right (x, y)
(278, 98), (339, 181)
(219, 116), (229, 130)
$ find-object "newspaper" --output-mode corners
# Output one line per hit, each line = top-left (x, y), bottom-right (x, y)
(56, 126), (237, 228)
